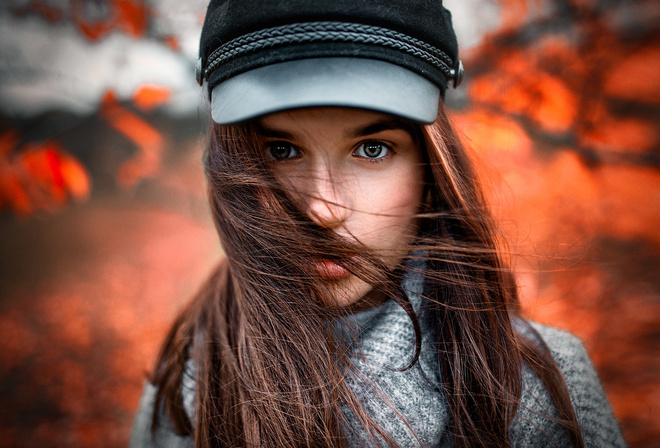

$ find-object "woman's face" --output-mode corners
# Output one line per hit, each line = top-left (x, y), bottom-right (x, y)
(259, 107), (426, 307)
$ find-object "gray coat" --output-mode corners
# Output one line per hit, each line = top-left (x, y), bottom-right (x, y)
(128, 271), (626, 447)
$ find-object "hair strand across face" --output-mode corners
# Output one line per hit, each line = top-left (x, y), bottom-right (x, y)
(149, 104), (584, 448)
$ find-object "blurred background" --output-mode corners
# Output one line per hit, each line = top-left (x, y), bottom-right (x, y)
(0, 0), (658, 446)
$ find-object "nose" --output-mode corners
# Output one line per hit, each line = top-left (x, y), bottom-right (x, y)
(305, 170), (350, 229)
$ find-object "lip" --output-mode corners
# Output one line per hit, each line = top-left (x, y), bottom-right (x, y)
(314, 259), (352, 280)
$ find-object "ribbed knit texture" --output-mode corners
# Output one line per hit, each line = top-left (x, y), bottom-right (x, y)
(128, 270), (627, 447)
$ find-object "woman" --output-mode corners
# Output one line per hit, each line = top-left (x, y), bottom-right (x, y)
(129, 0), (626, 446)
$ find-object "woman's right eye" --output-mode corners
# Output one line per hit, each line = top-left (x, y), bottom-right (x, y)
(267, 142), (301, 161)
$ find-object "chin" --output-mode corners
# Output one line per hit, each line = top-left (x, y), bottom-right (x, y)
(325, 276), (375, 308)
(319, 253), (408, 308)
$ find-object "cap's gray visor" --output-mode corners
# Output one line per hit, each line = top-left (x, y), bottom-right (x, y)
(210, 58), (440, 125)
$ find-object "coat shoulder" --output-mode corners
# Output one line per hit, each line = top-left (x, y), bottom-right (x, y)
(513, 321), (627, 447)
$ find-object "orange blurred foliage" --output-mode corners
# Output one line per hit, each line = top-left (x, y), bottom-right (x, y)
(162, 35), (180, 51)
(453, 109), (534, 165)
(71, 0), (151, 41)
(496, 0), (533, 30)
(0, 132), (91, 216)
(12, 0), (64, 22)
(131, 85), (171, 112)
(469, 48), (578, 134)
(580, 116), (658, 154)
(604, 47), (660, 105)
(12, 0), (153, 41)
(100, 90), (165, 188)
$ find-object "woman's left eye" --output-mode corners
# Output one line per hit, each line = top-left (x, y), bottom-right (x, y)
(354, 141), (392, 160)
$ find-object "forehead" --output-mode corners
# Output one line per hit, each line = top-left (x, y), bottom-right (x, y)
(257, 107), (420, 141)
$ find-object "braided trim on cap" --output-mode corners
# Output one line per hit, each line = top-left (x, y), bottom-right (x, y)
(204, 21), (456, 81)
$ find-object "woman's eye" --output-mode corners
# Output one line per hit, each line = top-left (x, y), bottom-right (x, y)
(354, 141), (391, 160)
(267, 142), (300, 161)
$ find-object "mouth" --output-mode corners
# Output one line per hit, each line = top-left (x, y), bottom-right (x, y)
(314, 259), (352, 280)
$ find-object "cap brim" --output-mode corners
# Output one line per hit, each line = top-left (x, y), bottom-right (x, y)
(210, 58), (440, 125)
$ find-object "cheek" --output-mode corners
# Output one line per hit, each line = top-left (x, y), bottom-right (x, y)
(268, 169), (309, 208)
(382, 164), (425, 215)
(352, 168), (425, 240)
(388, 183), (424, 238)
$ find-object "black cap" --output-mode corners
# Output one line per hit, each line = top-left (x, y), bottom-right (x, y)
(198, 0), (463, 124)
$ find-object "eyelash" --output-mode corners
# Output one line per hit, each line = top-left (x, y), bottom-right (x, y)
(353, 141), (394, 162)
(265, 140), (395, 162)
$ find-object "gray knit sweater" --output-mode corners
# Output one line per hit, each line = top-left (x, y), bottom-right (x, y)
(128, 272), (626, 447)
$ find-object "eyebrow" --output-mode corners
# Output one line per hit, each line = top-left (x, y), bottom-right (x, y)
(255, 124), (296, 140)
(256, 114), (417, 140)
(345, 116), (417, 140)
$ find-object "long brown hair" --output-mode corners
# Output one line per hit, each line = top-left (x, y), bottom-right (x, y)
(150, 103), (584, 447)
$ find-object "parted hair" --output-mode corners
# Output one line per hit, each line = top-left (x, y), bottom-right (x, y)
(151, 103), (584, 447)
